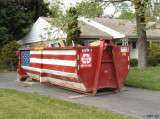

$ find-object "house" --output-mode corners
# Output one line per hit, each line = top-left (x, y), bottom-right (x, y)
(18, 17), (160, 59)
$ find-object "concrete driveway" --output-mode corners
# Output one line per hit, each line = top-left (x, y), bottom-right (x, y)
(0, 73), (160, 119)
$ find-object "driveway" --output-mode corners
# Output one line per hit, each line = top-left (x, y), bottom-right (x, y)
(0, 73), (160, 119)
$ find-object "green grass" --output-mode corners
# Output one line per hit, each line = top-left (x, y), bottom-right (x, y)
(125, 66), (160, 91)
(0, 89), (135, 119)
(0, 69), (7, 73)
(0, 69), (16, 73)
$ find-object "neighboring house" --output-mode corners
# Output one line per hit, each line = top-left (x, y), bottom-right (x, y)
(18, 17), (160, 59)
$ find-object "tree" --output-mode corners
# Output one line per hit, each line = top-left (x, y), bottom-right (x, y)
(22, 0), (51, 21)
(0, 40), (21, 69)
(50, 0), (159, 69)
(76, 1), (104, 18)
(116, 2), (135, 19)
(147, 0), (160, 21)
(0, 0), (51, 49)
(50, 1), (103, 45)
(134, 0), (148, 69)
(82, 0), (160, 69)
(66, 7), (83, 46)
(49, 0), (62, 18)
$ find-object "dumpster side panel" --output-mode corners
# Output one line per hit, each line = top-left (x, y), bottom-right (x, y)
(17, 50), (29, 79)
(20, 49), (87, 91)
(112, 46), (130, 86)
(76, 47), (100, 91)
(97, 46), (117, 89)
(97, 46), (130, 90)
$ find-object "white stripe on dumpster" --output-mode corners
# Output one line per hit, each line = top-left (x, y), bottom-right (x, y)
(24, 70), (85, 90)
(22, 66), (78, 78)
(26, 72), (39, 79)
(40, 77), (86, 90)
(30, 50), (76, 55)
(30, 58), (76, 67)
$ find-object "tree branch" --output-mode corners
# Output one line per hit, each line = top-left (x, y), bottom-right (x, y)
(92, 0), (133, 3)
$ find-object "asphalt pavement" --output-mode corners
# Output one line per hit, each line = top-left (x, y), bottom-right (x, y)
(0, 73), (160, 119)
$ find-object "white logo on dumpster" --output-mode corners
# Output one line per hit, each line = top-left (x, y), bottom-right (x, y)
(80, 53), (92, 68)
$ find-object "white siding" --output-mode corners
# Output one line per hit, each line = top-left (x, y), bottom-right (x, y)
(19, 17), (66, 44)
(130, 49), (138, 59)
(130, 41), (138, 59)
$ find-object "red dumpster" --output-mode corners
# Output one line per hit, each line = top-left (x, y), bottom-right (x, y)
(17, 38), (130, 95)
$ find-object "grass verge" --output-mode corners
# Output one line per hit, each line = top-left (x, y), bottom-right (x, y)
(0, 88), (135, 119)
(125, 66), (160, 91)
(0, 69), (16, 73)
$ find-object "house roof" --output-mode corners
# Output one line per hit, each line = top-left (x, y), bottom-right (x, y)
(18, 17), (67, 44)
(91, 17), (160, 39)
(40, 17), (52, 22)
(41, 17), (113, 38)
(18, 17), (160, 44)
(41, 16), (160, 39)
(79, 21), (112, 38)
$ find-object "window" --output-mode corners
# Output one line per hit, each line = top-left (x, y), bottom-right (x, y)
(132, 42), (136, 49)
(152, 41), (160, 46)
(116, 43), (122, 46)
(27, 43), (32, 48)
(146, 41), (150, 48)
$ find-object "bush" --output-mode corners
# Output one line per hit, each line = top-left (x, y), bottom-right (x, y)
(0, 40), (20, 70)
(147, 43), (160, 62)
(148, 56), (158, 67)
(130, 58), (138, 67)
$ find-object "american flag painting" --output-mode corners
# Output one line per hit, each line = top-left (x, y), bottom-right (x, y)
(20, 49), (86, 90)
(21, 51), (30, 67)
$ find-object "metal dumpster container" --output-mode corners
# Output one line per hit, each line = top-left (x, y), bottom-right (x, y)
(17, 38), (130, 95)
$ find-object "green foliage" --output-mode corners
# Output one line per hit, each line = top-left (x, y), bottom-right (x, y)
(115, 2), (135, 20)
(76, 1), (104, 18)
(66, 7), (83, 46)
(118, 12), (135, 19)
(148, 56), (158, 66)
(130, 58), (138, 67)
(23, 0), (51, 21)
(0, 40), (20, 70)
(50, 1), (104, 44)
(130, 56), (158, 67)
(0, 0), (51, 48)
(147, 43), (160, 62)
(50, 0), (62, 18)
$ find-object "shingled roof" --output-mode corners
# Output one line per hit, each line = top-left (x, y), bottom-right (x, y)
(19, 17), (160, 44)
(41, 17), (160, 39)
(90, 17), (160, 39)
(41, 17), (112, 38)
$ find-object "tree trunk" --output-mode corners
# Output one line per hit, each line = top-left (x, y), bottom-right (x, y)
(135, 1), (148, 69)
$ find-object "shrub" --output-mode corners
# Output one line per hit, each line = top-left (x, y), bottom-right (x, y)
(66, 7), (83, 46)
(0, 40), (20, 70)
(130, 58), (138, 67)
(148, 56), (158, 67)
(147, 43), (160, 62)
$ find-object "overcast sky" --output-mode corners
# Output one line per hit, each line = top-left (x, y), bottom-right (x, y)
(63, 0), (117, 16)
(45, 0), (117, 16)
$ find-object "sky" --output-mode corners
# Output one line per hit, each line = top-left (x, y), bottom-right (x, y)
(45, 0), (118, 17)
(62, 0), (117, 16)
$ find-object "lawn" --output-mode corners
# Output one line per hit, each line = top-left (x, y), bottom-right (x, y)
(125, 66), (160, 91)
(0, 89), (136, 119)
(0, 69), (16, 73)
(0, 89), (135, 119)
(0, 69), (8, 73)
